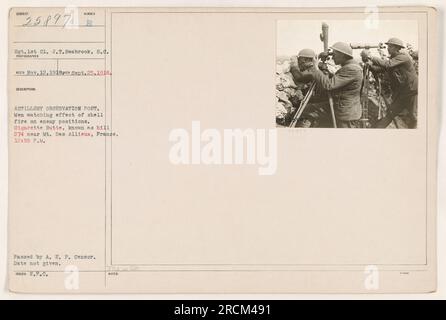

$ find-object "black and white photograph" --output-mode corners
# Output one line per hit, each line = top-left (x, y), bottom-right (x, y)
(276, 20), (419, 128)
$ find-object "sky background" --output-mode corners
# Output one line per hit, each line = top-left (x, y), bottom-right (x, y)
(277, 20), (419, 59)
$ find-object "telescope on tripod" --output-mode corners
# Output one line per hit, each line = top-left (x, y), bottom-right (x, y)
(350, 43), (387, 50)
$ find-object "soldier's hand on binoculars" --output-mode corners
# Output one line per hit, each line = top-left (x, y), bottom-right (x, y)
(318, 52), (329, 61)
(318, 62), (329, 71)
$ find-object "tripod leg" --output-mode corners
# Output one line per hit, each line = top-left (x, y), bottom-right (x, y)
(328, 94), (337, 128)
(289, 82), (316, 128)
(290, 94), (312, 127)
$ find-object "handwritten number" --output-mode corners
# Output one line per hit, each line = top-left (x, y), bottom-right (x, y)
(21, 12), (76, 27)
(22, 17), (32, 26)
(54, 13), (61, 25)
(63, 14), (73, 28)
(34, 16), (41, 26)
(44, 15), (51, 27)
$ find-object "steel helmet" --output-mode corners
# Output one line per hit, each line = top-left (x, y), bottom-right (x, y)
(330, 42), (353, 58)
(385, 37), (405, 48)
(360, 49), (370, 59)
(298, 48), (316, 58)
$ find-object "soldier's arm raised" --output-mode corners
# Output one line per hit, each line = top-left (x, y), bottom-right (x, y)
(290, 65), (313, 83)
(311, 66), (355, 91)
(370, 54), (408, 69)
(369, 64), (385, 73)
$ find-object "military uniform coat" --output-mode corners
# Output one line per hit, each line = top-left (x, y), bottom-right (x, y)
(311, 59), (363, 121)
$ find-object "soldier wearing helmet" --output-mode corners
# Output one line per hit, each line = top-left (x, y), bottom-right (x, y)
(300, 41), (363, 128)
(298, 48), (316, 69)
(289, 48), (316, 84)
(367, 37), (418, 128)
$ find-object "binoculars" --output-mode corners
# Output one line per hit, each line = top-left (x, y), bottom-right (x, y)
(318, 50), (333, 61)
